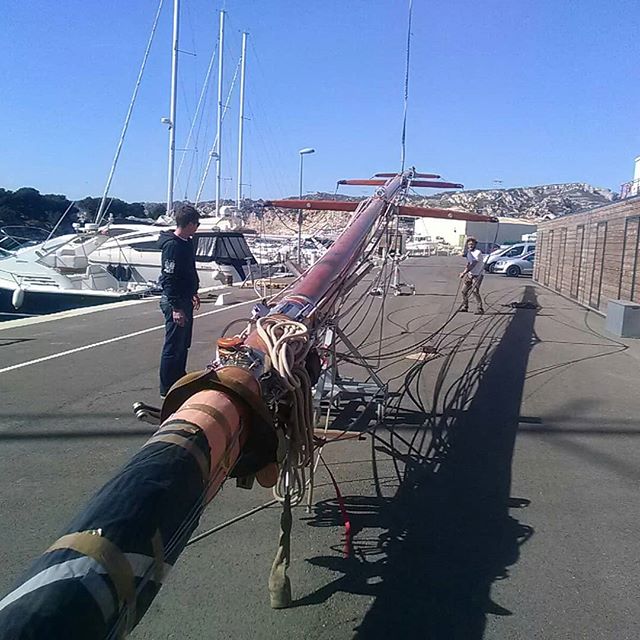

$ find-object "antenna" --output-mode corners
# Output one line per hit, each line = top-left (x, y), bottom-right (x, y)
(400, 0), (413, 171)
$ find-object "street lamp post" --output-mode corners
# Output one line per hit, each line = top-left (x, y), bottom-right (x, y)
(297, 147), (315, 264)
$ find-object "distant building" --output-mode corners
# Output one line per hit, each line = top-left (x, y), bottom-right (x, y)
(412, 216), (537, 249)
(619, 156), (640, 199)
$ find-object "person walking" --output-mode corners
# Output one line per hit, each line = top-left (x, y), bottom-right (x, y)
(158, 204), (201, 397)
(459, 236), (485, 315)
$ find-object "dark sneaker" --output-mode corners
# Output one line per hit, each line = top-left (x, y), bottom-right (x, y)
(475, 308), (484, 315)
(459, 306), (469, 313)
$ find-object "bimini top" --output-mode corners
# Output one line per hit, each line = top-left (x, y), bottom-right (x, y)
(193, 231), (256, 265)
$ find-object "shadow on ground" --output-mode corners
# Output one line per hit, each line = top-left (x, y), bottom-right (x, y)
(301, 286), (540, 639)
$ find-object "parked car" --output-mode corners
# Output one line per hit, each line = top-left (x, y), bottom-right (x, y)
(462, 242), (500, 257)
(493, 251), (535, 277)
(485, 242), (536, 272)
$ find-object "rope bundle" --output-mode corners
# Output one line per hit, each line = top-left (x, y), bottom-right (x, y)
(256, 316), (314, 505)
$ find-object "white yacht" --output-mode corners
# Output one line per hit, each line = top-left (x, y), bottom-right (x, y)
(87, 227), (257, 288)
(0, 233), (153, 317)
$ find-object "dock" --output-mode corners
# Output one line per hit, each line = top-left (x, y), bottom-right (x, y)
(1, 256), (639, 639)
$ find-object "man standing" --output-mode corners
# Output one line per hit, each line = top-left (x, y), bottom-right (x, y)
(158, 204), (201, 397)
(459, 236), (485, 315)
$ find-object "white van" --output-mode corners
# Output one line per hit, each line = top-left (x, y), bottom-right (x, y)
(485, 242), (536, 273)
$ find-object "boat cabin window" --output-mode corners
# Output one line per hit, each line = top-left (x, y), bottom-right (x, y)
(129, 241), (159, 252)
(193, 233), (256, 264)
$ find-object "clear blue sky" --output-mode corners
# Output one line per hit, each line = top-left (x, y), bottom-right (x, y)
(1, 0), (639, 203)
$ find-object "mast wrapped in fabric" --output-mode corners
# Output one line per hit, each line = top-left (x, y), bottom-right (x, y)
(0, 384), (256, 639)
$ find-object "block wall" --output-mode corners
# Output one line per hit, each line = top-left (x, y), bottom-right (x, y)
(534, 197), (640, 312)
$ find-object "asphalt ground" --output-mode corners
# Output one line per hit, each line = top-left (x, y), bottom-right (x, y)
(0, 257), (639, 639)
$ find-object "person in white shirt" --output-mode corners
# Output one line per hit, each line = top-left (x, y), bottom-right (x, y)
(459, 237), (485, 314)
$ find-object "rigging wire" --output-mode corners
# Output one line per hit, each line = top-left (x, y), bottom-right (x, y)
(195, 58), (241, 204)
(95, 0), (165, 225)
(245, 37), (298, 197)
(175, 40), (219, 198)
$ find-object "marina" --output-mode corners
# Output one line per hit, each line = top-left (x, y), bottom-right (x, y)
(2, 0), (639, 638)
(1, 256), (639, 638)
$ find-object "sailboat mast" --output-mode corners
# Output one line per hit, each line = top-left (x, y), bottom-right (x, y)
(236, 32), (248, 209)
(215, 10), (225, 214)
(166, 0), (180, 216)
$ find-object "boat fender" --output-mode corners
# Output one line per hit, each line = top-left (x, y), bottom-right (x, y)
(11, 287), (25, 310)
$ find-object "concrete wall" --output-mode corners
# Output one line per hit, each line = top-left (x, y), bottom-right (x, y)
(534, 196), (640, 312)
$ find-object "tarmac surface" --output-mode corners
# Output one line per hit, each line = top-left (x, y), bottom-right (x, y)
(1, 256), (639, 639)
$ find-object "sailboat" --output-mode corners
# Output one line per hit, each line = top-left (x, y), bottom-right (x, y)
(87, 6), (257, 287)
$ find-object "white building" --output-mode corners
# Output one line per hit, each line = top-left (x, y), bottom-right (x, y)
(412, 216), (537, 249)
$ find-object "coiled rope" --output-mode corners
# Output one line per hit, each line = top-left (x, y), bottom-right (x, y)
(256, 316), (314, 506)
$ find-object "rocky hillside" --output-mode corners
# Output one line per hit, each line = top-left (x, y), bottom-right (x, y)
(236, 182), (617, 235)
(406, 183), (616, 220)
(0, 182), (615, 235)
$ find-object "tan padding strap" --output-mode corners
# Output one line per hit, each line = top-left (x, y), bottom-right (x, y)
(181, 403), (233, 442)
(144, 432), (210, 483)
(48, 530), (136, 627)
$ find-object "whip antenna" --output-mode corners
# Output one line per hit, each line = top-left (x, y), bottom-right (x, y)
(400, 0), (413, 171)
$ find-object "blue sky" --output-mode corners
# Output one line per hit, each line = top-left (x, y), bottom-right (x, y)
(1, 0), (639, 203)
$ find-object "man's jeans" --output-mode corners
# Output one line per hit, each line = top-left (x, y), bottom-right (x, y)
(461, 273), (484, 311)
(159, 297), (194, 396)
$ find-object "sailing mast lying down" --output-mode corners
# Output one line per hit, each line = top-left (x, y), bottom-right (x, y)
(0, 168), (498, 637)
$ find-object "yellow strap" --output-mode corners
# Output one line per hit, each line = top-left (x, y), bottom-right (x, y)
(144, 432), (210, 483)
(48, 530), (136, 630)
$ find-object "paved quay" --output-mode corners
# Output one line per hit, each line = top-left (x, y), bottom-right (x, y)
(1, 256), (638, 639)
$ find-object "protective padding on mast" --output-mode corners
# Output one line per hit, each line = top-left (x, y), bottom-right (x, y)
(0, 384), (253, 639)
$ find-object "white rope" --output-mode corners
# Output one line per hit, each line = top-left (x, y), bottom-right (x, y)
(256, 316), (314, 505)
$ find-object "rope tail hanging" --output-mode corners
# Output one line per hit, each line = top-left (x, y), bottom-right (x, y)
(268, 493), (293, 608)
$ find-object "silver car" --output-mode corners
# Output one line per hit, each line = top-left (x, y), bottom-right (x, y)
(485, 242), (536, 272)
(493, 251), (535, 277)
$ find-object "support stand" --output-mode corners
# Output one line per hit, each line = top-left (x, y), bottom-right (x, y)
(390, 255), (415, 296)
(312, 324), (387, 437)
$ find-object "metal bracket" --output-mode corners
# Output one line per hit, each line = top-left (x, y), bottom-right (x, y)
(311, 324), (387, 438)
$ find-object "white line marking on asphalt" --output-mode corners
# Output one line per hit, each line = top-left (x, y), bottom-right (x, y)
(0, 297), (162, 331)
(0, 299), (256, 375)
(0, 285), (230, 331)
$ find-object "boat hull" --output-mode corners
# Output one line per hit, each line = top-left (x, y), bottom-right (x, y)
(0, 285), (147, 318)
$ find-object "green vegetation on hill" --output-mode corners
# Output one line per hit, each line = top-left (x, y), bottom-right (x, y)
(0, 187), (77, 230)
(0, 188), (155, 230)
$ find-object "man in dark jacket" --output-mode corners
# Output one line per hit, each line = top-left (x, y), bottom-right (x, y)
(158, 204), (201, 396)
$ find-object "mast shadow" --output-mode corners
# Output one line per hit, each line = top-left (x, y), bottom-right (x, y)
(300, 286), (539, 639)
